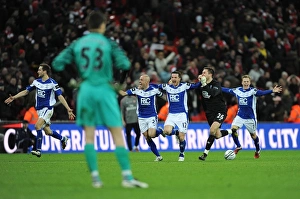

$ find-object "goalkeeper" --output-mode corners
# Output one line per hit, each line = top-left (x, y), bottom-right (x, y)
(52, 11), (148, 188)
(197, 67), (232, 161)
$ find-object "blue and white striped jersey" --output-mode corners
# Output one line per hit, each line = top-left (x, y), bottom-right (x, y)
(222, 87), (272, 119)
(26, 78), (62, 110)
(158, 82), (200, 114)
(126, 86), (163, 118)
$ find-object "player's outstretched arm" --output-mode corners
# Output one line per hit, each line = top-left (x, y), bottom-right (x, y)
(272, 85), (282, 93)
(119, 90), (127, 96)
(4, 90), (29, 105)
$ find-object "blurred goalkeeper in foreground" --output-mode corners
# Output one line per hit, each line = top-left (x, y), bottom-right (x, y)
(52, 11), (148, 188)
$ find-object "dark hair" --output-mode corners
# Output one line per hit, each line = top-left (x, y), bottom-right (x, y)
(171, 70), (182, 79)
(40, 63), (51, 74)
(204, 67), (215, 76)
(88, 11), (107, 29)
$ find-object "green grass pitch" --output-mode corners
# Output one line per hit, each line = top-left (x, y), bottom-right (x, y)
(0, 151), (299, 199)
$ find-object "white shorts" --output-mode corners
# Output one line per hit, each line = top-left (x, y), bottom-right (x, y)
(37, 107), (54, 125)
(165, 113), (188, 133)
(232, 115), (257, 134)
(138, 116), (158, 133)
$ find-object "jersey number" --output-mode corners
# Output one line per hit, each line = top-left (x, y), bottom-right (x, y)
(217, 113), (225, 120)
(81, 47), (103, 70)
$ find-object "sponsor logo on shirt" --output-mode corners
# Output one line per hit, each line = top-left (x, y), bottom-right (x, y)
(37, 89), (45, 98)
(239, 97), (247, 105)
(169, 94), (180, 102)
(141, 98), (150, 105)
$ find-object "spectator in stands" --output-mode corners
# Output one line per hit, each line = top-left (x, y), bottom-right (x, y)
(287, 74), (300, 96)
(0, 81), (11, 120)
(12, 35), (27, 59)
(270, 62), (284, 83)
(0, 52), (11, 68)
(248, 63), (264, 84)
(271, 37), (285, 63)
(153, 50), (176, 83)
(270, 96), (285, 121)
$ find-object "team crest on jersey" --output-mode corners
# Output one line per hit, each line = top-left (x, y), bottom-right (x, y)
(202, 91), (211, 99)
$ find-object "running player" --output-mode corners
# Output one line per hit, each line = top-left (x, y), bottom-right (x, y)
(4, 63), (75, 157)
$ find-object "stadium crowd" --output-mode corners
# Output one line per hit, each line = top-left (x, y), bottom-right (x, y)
(0, 0), (300, 123)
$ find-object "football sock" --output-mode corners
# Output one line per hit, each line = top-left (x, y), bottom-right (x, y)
(205, 135), (215, 150)
(156, 128), (163, 137)
(169, 128), (178, 136)
(179, 140), (186, 153)
(253, 136), (260, 151)
(232, 128), (238, 137)
(115, 146), (133, 180)
(204, 149), (209, 155)
(220, 130), (229, 137)
(147, 139), (160, 156)
(91, 170), (101, 182)
(231, 129), (241, 148)
(84, 144), (98, 172)
(36, 129), (43, 151)
(50, 130), (62, 140)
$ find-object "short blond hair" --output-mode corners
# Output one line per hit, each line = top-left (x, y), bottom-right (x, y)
(242, 75), (251, 81)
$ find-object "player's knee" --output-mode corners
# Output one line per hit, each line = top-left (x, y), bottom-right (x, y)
(209, 128), (217, 136)
(34, 123), (42, 130)
(143, 134), (150, 141)
(163, 126), (173, 135)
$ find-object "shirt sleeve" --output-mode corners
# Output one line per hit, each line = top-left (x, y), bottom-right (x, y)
(222, 87), (230, 93)
(109, 39), (130, 71)
(26, 80), (36, 92)
(255, 89), (272, 96)
(52, 41), (76, 71)
(156, 89), (163, 97)
(126, 87), (138, 95)
(187, 82), (201, 89)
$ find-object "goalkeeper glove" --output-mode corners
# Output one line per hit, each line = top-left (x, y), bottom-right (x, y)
(200, 76), (207, 87)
